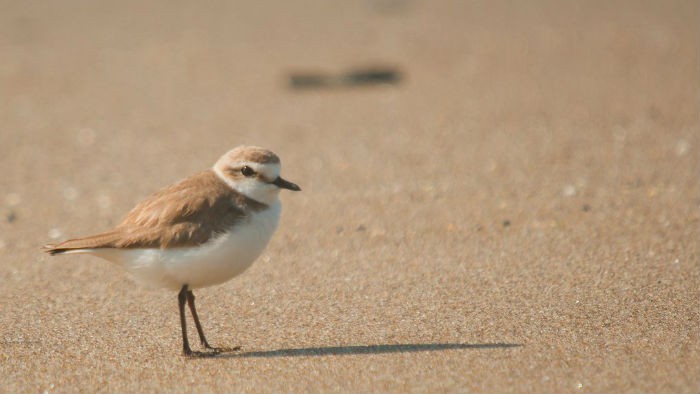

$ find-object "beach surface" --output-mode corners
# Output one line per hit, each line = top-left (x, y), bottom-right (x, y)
(1, 1), (698, 392)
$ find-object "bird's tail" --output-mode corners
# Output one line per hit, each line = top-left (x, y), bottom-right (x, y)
(43, 231), (120, 255)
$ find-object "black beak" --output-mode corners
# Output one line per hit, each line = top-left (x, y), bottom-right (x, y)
(272, 176), (301, 191)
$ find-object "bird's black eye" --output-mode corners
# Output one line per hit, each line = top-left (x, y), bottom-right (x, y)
(240, 166), (255, 177)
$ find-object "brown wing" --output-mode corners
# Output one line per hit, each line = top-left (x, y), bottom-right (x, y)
(45, 170), (267, 253)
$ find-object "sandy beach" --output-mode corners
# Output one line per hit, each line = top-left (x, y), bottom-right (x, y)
(1, 1), (698, 392)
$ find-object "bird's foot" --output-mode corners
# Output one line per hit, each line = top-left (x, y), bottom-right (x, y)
(203, 344), (241, 353)
(183, 349), (221, 358)
(183, 344), (241, 357)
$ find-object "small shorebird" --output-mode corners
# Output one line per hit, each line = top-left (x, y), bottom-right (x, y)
(44, 146), (300, 356)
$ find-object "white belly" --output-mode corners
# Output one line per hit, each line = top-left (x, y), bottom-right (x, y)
(92, 202), (281, 290)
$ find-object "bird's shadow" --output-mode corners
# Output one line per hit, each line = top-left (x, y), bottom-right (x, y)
(200, 342), (521, 359)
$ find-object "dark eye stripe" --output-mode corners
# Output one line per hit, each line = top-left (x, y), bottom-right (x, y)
(241, 166), (256, 177)
(224, 166), (256, 179)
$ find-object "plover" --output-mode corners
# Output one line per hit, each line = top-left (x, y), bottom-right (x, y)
(44, 146), (300, 356)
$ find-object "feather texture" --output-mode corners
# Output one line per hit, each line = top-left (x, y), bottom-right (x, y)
(44, 170), (267, 254)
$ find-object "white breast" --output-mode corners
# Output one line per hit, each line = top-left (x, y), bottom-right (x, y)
(92, 201), (281, 290)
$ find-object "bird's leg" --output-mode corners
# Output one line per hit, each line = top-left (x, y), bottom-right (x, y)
(186, 290), (215, 350)
(186, 290), (241, 353)
(178, 285), (193, 356)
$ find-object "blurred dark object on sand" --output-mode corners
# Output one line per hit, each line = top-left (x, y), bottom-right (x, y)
(289, 66), (402, 90)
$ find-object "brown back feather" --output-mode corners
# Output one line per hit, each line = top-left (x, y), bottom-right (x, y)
(44, 170), (267, 253)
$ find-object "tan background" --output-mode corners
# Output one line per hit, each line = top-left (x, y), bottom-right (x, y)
(1, 1), (698, 392)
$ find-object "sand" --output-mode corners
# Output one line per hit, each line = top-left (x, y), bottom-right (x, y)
(1, 1), (698, 392)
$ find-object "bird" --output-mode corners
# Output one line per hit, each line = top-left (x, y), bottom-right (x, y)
(44, 146), (301, 356)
